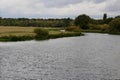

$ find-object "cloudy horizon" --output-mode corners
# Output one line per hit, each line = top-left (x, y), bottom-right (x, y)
(0, 0), (120, 19)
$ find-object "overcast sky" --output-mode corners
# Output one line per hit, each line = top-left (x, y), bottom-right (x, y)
(0, 0), (120, 19)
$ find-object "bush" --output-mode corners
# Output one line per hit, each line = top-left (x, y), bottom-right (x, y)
(88, 24), (109, 32)
(65, 26), (80, 32)
(109, 18), (120, 32)
(34, 28), (49, 40)
(88, 24), (101, 30)
(100, 24), (109, 32)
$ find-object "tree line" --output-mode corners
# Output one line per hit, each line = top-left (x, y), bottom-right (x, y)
(0, 14), (112, 28)
(0, 17), (72, 27)
(0, 14), (117, 28)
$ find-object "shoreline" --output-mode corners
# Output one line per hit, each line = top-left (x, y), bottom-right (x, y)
(0, 32), (83, 42)
(81, 30), (120, 35)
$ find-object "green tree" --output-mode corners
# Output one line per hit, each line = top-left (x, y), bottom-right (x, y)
(103, 13), (107, 24)
(105, 17), (113, 24)
(115, 15), (120, 18)
(109, 18), (120, 32)
(63, 18), (71, 27)
(74, 14), (91, 29)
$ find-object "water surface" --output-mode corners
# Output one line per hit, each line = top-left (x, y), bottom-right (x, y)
(0, 33), (120, 80)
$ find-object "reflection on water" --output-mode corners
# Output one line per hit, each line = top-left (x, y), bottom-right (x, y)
(0, 33), (120, 80)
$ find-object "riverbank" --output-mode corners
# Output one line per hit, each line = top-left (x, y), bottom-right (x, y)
(81, 30), (107, 33)
(0, 26), (82, 42)
(0, 32), (82, 42)
(109, 32), (120, 35)
(81, 29), (120, 35)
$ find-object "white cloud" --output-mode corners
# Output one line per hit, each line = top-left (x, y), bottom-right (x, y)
(0, 0), (119, 18)
(38, 0), (106, 8)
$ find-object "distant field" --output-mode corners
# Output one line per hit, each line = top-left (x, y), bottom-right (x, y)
(0, 26), (36, 36)
(0, 26), (63, 37)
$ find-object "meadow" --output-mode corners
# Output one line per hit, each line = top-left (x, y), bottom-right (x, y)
(0, 26), (64, 36)
(0, 26), (82, 41)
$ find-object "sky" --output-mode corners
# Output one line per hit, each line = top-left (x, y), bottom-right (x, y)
(0, 0), (120, 19)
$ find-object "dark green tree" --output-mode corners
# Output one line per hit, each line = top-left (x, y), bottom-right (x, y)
(115, 15), (120, 18)
(104, 17), (113, 24)
(103, 13), (107, 24)
(109, 18), (120, 32)
(74, 14), (91, 29)
(63, 18), (71, 27)
(103, 13), (107, 21)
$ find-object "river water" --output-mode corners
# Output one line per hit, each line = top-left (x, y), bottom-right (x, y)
(0, 33), (120, 80)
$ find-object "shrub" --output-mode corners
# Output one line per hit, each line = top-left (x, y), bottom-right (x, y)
(34, 28), (49, 40)
(88, 24), (101, 30)
(65, 26), (80, 32)
(100, 24), (109, 32)
(109, 18), (120, 32)
(88, 24), (109, 32)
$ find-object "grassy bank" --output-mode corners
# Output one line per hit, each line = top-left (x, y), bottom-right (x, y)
(0, 26), (82, 42)
(108, 32), (120, 35)
(81, 29), (120, 35)
(49, 32), (82, 39)
(81, 29), (107, 33)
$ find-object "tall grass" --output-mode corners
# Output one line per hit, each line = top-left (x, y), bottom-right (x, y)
(0, 35), (34, 41)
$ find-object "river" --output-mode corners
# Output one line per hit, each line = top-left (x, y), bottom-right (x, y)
(0, 33), (120, 80)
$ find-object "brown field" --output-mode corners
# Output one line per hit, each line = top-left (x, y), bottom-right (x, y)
(0, 26), (37, 36)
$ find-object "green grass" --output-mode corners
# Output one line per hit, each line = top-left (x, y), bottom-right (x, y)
(81, 29), (120, 35)
(81, 29), (109, 33)
(49, 32), (82, 39)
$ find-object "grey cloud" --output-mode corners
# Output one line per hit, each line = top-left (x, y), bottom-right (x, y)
(38, 0), (106, 7)
(0, 0), (119, 18)
(93, 0), (106, 3)
(39, 0), (82, 7)
(106, 0), (120, 12)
